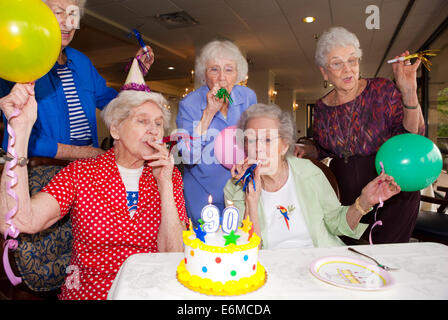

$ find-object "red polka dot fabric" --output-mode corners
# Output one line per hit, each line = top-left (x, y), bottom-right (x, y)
(41, 148), (187, 300)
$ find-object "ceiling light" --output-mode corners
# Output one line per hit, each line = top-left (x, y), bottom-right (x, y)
(168, 66), (175, 70)
(303, 16), (316, 23)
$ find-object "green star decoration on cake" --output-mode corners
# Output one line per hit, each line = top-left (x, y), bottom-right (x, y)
(223, 230), (240, 246)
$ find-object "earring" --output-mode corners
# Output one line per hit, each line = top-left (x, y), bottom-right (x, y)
(323, 80), (328, 88)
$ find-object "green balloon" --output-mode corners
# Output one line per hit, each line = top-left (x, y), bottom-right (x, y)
(375, 134), (443, 192)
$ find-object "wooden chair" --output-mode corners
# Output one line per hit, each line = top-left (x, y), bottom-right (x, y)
(412, 186), (448, 245)
(308, 158), (340, 200)
(296, 136), (340, 200)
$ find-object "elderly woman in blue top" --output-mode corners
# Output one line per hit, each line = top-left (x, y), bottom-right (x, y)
(176, 40), (257, 225)
(0, 0), (153, 160)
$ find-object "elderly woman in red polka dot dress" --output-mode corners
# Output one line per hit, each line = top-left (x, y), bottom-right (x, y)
(0, 83), (188, 300)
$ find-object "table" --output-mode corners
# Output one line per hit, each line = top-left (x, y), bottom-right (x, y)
(107, 242), (448, 300)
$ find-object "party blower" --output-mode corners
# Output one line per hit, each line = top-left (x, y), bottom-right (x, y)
(387, 49), (439, 71)
(0, 0), (62, 285)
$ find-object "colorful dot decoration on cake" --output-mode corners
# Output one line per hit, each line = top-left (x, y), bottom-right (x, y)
(178, 219), (265, 296)
(176, 259), (266, 296)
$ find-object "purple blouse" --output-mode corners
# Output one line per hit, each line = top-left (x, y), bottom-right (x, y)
(313, 77), (424, 160)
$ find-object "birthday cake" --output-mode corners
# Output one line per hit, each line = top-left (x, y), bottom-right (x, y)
(176, 217), (266, 296)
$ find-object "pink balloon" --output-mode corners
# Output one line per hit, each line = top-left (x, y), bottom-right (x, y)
(214, 125), (245, 169)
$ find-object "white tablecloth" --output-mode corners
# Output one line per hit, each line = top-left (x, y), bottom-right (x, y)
(107, 242), (448, 300)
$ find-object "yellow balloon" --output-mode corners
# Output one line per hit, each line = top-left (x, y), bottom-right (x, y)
(0, 0), (61, 83)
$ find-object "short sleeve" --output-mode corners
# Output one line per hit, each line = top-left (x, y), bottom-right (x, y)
(41, 162), (77, 217)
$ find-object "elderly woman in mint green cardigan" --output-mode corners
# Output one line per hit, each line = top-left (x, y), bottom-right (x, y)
(224, 103), (400, 249)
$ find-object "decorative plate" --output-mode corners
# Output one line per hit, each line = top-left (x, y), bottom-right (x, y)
(309, 256), (395, 291)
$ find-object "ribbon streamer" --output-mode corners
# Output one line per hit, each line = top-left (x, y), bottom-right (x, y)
(3, 108), (22, 285)
(387, 49), (439, 71)
(369, 161), (385, 245)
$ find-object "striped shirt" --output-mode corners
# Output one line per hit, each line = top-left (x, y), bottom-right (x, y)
(56, 66), (92, 145)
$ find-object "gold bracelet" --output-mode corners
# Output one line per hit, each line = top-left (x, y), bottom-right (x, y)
(354, 196), (373, 215)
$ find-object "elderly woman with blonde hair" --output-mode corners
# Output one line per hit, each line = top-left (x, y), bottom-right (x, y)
(296, 26), (425, 244)
(176, 40), (257, 225)
(225, 103), (401, 249)
(0, 84), (187, 300)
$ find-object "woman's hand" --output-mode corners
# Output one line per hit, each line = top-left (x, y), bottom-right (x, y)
(359, 172), (401, 209)
(135, 45), (155, 76)
(205, 83), (226, 116)
(391, 50), (421, 106)
(0, 83), (37, 131)
(194, 84), (227, 135)
(144, 140), (174, 187)
(231, 158), (261, 205)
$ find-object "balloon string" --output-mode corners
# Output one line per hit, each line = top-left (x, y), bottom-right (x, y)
(3, 108), (22, 285)
(369, 161), (385, 245)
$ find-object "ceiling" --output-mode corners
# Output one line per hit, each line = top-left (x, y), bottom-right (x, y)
(70, 0), (448, 101)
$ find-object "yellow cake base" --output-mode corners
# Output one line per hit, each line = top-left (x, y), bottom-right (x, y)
(176, 260), (266, 296)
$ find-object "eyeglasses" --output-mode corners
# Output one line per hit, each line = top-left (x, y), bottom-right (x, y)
(245, 136), (280, 146)
(206, 66), (236, 76)
(326, 57), (359, 71)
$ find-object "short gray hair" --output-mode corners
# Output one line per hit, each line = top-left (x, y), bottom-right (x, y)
(315, 27), (363, 68)
(237, 103), (296, 154)
(101, 90), (171, 133)
(43, 0), (87, 17)
(195, 40), (248, 85)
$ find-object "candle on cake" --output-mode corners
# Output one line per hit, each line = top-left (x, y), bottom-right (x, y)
(200, 195), (220, 233)
(221, 200), (239, 234)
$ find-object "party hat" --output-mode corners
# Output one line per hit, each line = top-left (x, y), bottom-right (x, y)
(120, 58), (151, 92)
